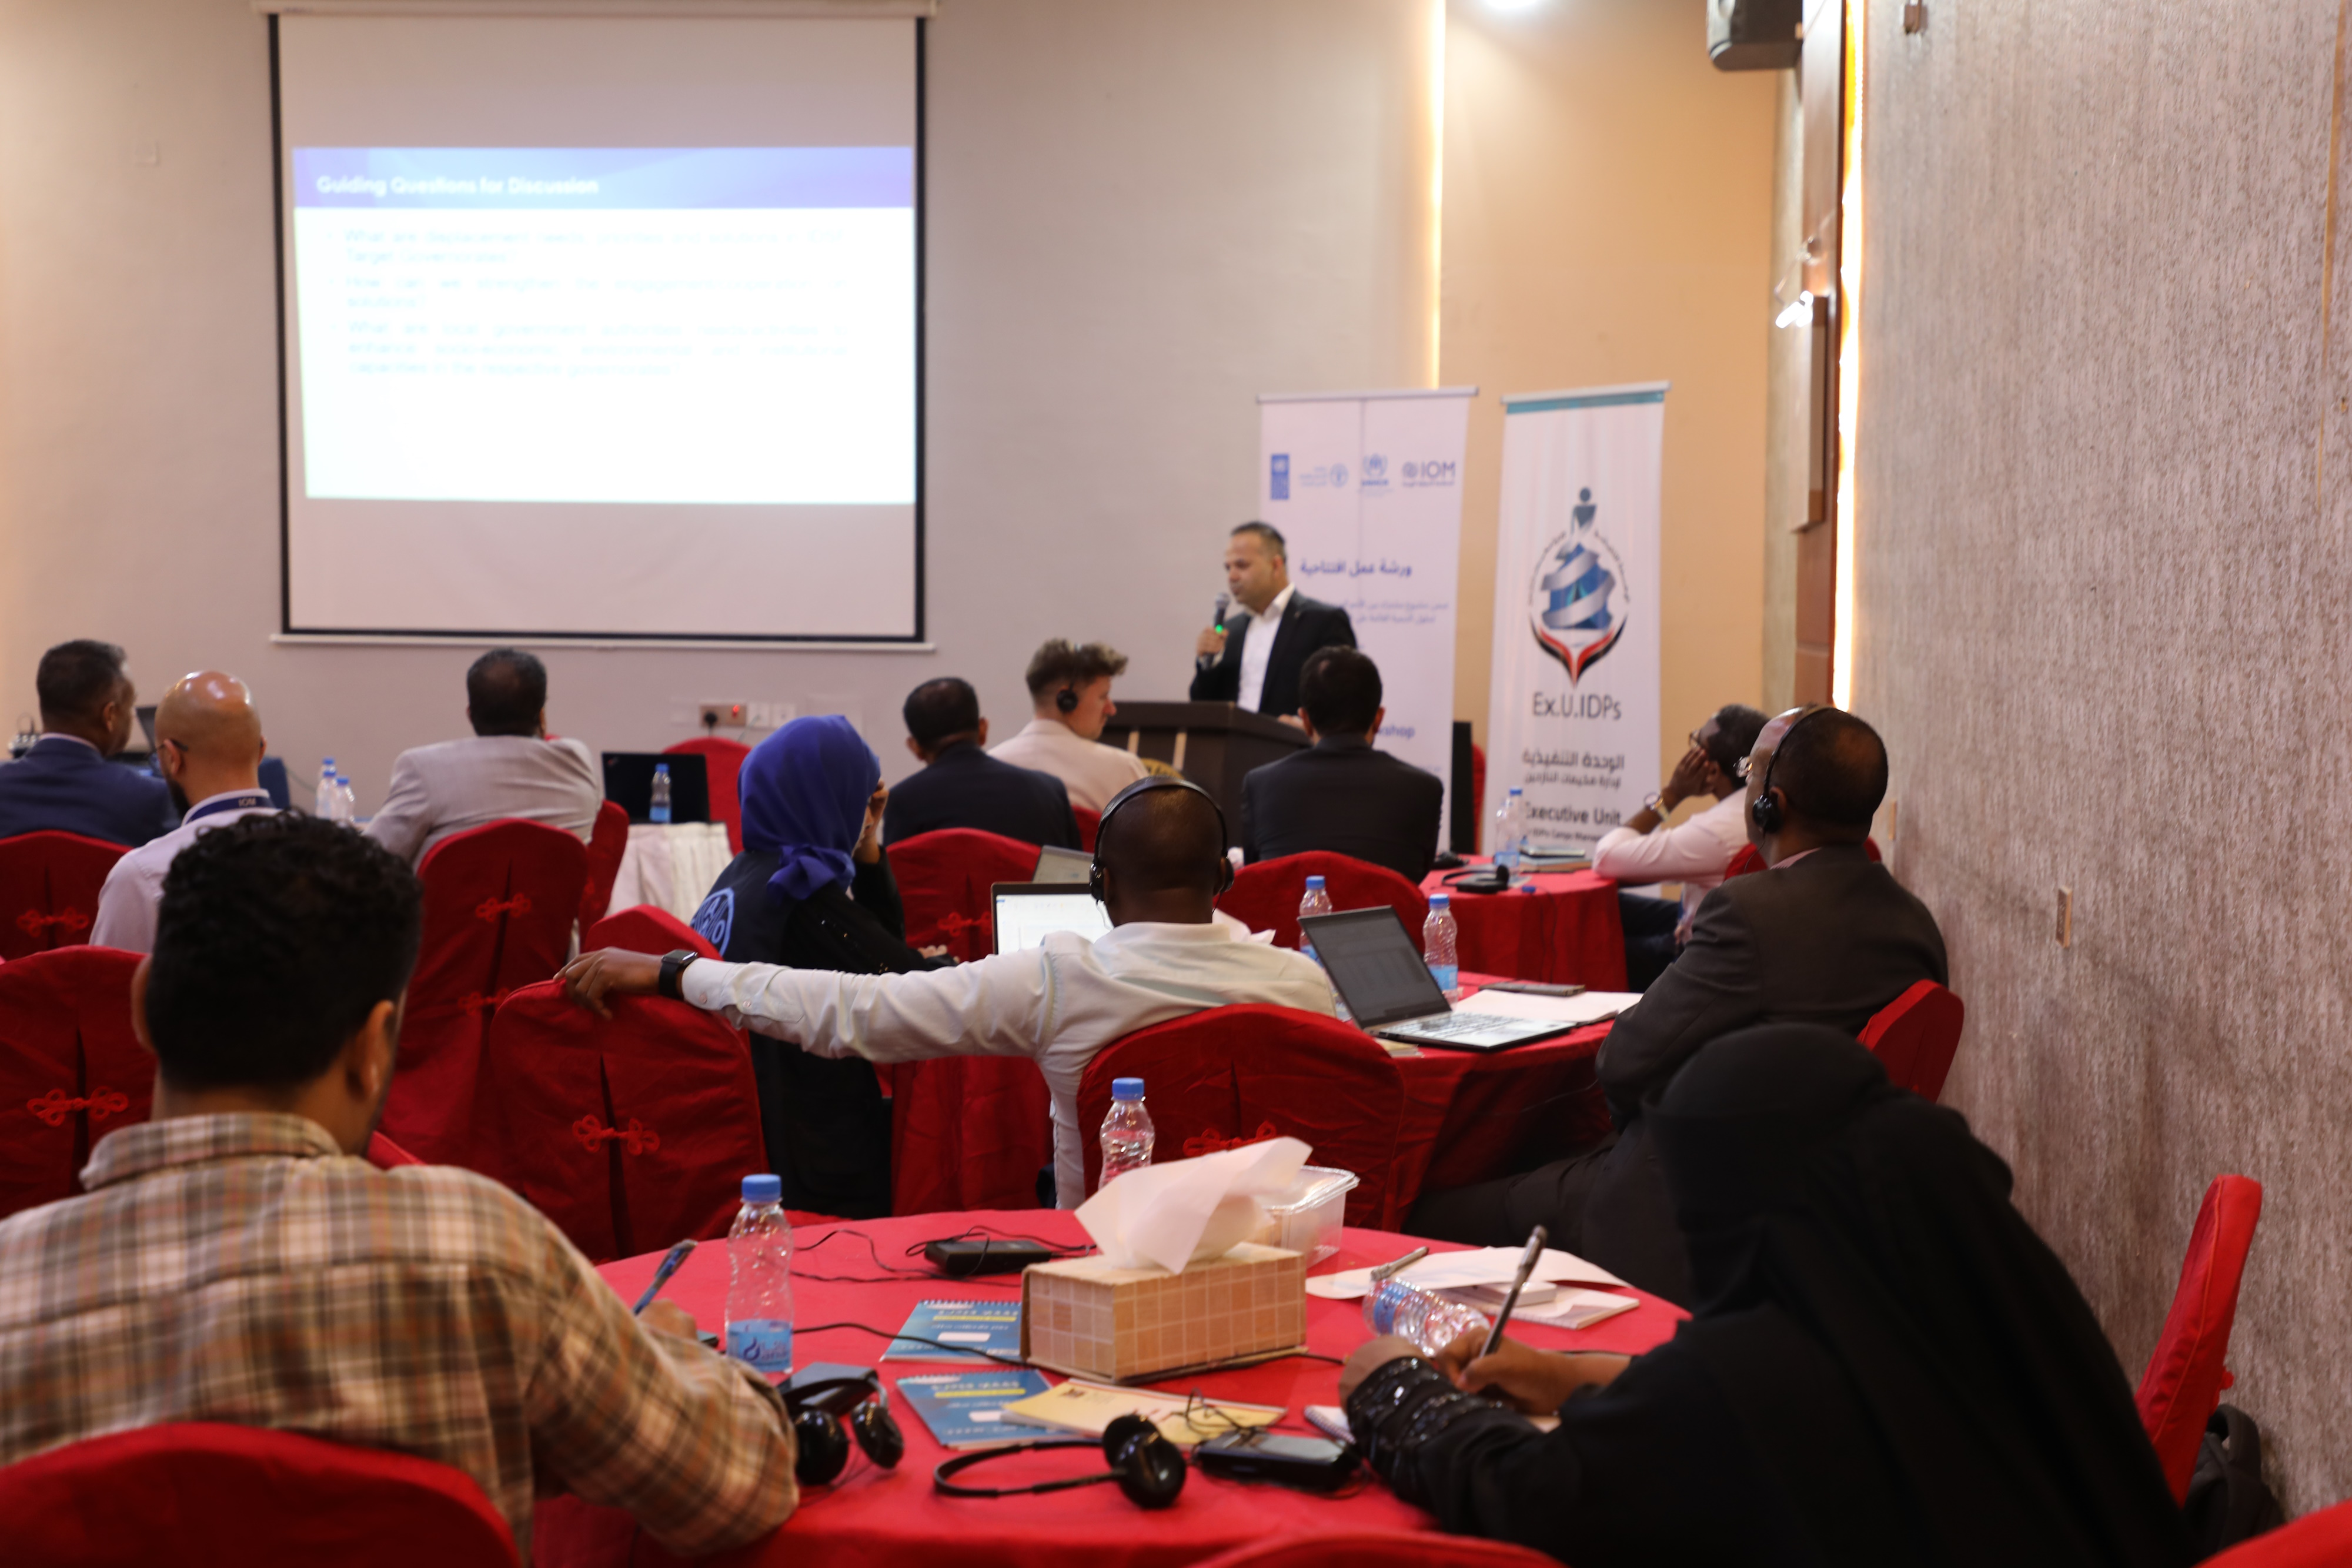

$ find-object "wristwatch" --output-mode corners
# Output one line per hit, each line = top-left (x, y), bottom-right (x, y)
(1642, 791), (1668, 819)
(657, 948), (700, 1001)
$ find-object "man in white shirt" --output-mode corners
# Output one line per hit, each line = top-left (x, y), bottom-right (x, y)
(985, 639), (1150, 814)
(560, 778), (1334, 1206)
(365, 648), (602, 865)
(1590, 704), (1767, 989)
(1189, 522), (1356, 718)
(91, 671), (280, 953)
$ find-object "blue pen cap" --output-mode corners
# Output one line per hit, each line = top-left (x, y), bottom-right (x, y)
(1111, 1077), (1145, 1101)
(742, 1174), (782, 1203)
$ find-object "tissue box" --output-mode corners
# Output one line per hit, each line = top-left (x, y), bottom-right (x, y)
(1248, 1165), (1359, 1267)
(1021, 1243), (1306, 1382)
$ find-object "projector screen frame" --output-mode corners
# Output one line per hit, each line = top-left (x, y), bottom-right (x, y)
(265, 12), (929, 646)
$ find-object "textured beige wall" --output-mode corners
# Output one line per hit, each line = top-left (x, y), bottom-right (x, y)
(1441, 0), (1776, 776)
(1760, 71), (1805, 714)
(1853, 0), (2350, 1511)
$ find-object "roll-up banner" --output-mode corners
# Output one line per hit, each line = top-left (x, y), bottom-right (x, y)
(1257, 387), (1475, 820)
(1485, 382), (1667, 852)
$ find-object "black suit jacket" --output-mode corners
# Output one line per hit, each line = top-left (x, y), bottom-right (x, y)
(1241, 735), (1443, 883)
(1582, 844), (1949, 1302)
(1189, 593), (1357, 717)
(0, 737), (173, 847)
(880, 740), (1080, 850)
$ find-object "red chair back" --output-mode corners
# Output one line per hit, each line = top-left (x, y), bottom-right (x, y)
(888, 828), (1043, 961)
(889, 1057), (1054, 1215)
(1218, 851), (1428, 951)
(1857, 980), (1966, 1101)
(2204, 1499), (2352, 1567)
(584, 904), (720, 959)
(382, 821), (587, 1167)
(1194, 1532), (1558, 1568)
(365, 1132), (423, 1169)
(664, 737), (750, 854)
(0, 945), (146, 1220)
(473, 981), (764, 1262)
(1469, 745), (1486, 852)
(2137, 1174), (2264, 1503)
(1073, 807), (1101, 852)
(577, 801), (630, 930)
(0, 1422), (516, 1567)
(1078, 1005), (1405, 1227)
(0, 831), (128, 960)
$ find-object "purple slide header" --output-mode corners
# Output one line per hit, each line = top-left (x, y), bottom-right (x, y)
(292, 148), (911, 210)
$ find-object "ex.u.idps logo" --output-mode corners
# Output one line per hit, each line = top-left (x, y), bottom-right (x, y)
(1530, 487), (1626, 685)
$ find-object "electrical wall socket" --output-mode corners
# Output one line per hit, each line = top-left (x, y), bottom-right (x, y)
(697, 701), (744, 731)
(2054, 886), (2073, 948)
(746, 701), (797, 730)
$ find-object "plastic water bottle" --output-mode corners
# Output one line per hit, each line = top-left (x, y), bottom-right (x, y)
(1298, 874), (1334, 962)
(1423, 892), (1460, 999)
(335, 775), (357, 824)
(1364, 1278), (1492, 1358)
(1098, 1078), (1155, 1191)
(316, 758), (337, 820)
(1493, 788), (1529, 879)
(726, 1174), (795, 1373)
(650, 762), (673, 825)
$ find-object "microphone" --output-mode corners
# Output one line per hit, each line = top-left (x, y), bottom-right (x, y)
(1200, 593), (1231, 669)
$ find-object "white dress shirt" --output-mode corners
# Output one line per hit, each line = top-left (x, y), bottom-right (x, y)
(986, 718), (1150, 814)
(90, 789), (282, 953)
(1591, 791), (1752, 940)
(680, 921), (1335, 1206)
(364, 735), (602, 865)
(1235, 583), (1297, 714)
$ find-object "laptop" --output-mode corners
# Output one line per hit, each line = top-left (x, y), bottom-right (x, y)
(1032, 844), (1094, 884)
(602, 751), (711, 824)
(991, 882), (1112, 954)
(1299, 907), (1593, 1052)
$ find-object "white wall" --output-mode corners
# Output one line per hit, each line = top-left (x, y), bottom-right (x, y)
(0, 0), (1434, 797)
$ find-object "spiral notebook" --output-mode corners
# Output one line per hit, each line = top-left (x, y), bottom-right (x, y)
(881, 1300), (1024, 1363)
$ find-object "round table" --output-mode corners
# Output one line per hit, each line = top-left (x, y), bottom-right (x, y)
(1418, 865), (1626, 990)
(532, 1209), (1686, 1568)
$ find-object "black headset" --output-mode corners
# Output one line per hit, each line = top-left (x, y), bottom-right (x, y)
(1749, 705), (1832, 837)
(1055, 686), (1081, 714)
(784, 1372), (906, 1485)
(933, 1413), (1186, 1509)
(1087, 775), (1235, 902)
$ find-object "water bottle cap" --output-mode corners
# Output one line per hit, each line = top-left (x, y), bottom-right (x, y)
(336, 776), (350, 786)
(654, 761), (670, 774)
(741, 1173), (782, 1203)
(1111, 1077), (1145, 1100)
(1431, 892), (1449, 908)
(1305, 875), (1325, 890)
(1507, 786), (1523, 797)
(322, 757), (335, 765)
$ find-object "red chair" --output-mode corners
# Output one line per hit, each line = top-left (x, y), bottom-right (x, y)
(1857, 980), (1966, 1101)
(2137, 1175), (2264, 1503)
(473, 980), (764, 1263)
(577, 800), (630, 931)
(0, 831), (127, 961)
(890, 1057), (1054, 1215)
(1073, 807), (1101, 852)
(365, 1132), (423, 1168)
(888, 828), (1042, 961)
(1078, 1005), (1406, 1228)
(585, 903), (720, 959)
(2205, 1500), (2352, 1566)
(0, 1422), (516, 1567)
(1218, 851), (1428, 951)
(1194, 1532), (1558, 1568)
(0, 945), (146, 1220)
(382, 821), (587, 1168)
(665, 736), (751, 854)
(1470, 744), (1486, 852)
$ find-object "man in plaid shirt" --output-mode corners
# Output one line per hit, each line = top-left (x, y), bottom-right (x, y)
(0, 814), (796, 1556)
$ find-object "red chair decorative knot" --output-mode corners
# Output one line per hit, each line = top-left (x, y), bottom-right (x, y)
(457, 988), (516, 1018)
(571, 1114), (660, 1156)
(16, 907), (91, 937)
(1182, 1120), (1283, 1158)
(473, 893), (532, 922)
(26, 1086), (131, 1128)
(936, 912), (987, 934)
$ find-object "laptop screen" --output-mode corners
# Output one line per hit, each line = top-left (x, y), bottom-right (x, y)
(992, 885), (1113, 954)
(1031, 845), (1094, 884)
(1298, 908), (1450, 1028)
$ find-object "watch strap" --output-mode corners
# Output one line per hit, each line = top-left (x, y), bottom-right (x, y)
(657, 948), (699, 1002)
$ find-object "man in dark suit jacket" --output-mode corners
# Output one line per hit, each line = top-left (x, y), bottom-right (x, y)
(1409, 706), (1947, 1305)
(1188, 521), (1356, 718)
(882, 677), (1081, 850)
(0, 639), (173, 847)
(1241, 647), (1442, 882)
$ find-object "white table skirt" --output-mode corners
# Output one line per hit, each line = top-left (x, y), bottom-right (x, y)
(607, 823), (734, 925)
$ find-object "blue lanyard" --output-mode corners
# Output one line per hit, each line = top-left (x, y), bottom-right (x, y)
(186, 793), (272, 824)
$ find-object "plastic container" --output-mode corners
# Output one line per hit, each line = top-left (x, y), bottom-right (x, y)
(1250, 1164), (1359, 1266)
(1423, 893), (1459, 999)
(1298, 875), (1334, 963)
(650, 762), (674, 825)
(316, 758), (338, 820)
(1364, 1278), (1492, 1357)
(335, 775), (356, 823)
(726, 1173), (795, 1373)
(1493, 788), (1528, 878)
(1098, 1077), (1155, 1191)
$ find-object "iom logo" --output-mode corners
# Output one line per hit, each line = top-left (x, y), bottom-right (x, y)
(1530, 487), (1627, 686)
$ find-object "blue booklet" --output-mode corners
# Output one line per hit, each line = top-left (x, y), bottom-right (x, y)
(882, 1299), (1023, 1363)
(896, 1368), (1053, 1448)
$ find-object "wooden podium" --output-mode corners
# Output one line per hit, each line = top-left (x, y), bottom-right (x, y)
(1097, 701), (1308, 847)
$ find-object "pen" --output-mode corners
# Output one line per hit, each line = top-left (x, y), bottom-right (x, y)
(1480, 1226), (1548, 1359)
(632, 1239), (697, 1316)
(1369, 1246), (1429, 1283)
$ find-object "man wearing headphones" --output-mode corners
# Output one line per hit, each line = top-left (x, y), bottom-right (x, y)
(986, 638), (1150, 814)
(560, 778), (1332, 1209)
(1409, 707), (1947, 1305)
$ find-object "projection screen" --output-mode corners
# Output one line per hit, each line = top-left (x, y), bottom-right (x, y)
(273, 14), (921, 640)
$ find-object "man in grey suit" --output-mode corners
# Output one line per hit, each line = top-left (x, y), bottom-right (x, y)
(1409, 706), (1947, 1305)
(365, 648), (602, 865)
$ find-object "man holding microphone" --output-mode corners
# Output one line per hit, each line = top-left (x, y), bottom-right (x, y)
(1189, 521), (1355, 720)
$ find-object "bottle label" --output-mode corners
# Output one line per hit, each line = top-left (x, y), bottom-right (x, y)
(1301, 943), (1319, 966)
(1427, 963), (1458, 993)
(727, 1318), (793, 1372)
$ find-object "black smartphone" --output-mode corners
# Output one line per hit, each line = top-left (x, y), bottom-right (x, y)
(1195, 1430), (1358, 1492)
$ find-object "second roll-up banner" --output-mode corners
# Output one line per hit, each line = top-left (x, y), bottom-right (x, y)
(1257, 388), (1475, 823)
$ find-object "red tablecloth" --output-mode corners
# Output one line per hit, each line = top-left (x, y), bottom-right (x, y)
(534, 1210), (1686, 1568)
(1419, 866), (1626, 989)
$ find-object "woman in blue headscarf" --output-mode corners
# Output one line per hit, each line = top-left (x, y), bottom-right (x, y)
(689, 716), (937, 1216)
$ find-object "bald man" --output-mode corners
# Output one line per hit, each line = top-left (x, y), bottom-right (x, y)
(560, 778), (1334, 1207)
(91, 671), (280, 952)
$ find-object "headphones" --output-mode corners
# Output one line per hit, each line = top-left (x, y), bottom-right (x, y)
(1087, 775), (1235, 902)
(933, 1413), (1186, 1509)
(1749, 705), (1831, 837)
(1056, 686), (1081, 714)
(784, 1372), (906, 1485)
